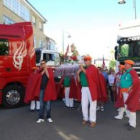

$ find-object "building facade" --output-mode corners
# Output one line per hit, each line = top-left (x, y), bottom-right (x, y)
(44, 36), (57, 51)
(0, 0), (47, 48)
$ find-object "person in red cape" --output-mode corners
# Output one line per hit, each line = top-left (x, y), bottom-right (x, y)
(63, 74), (74, 108)
(56, 72), (81, 106)
(96, 67), (108, 112)
(69, 75), (81, 102)
(34, 60), (57, 123)
(24, 67), (40, 111)
(116, 60), (140, 131)
(114, 65), (128, 120)
(77, 55), (101, 127)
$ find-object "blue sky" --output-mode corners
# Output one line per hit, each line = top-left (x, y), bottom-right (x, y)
(29, 0), (140, 58)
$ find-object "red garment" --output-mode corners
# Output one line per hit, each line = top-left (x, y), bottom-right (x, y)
(24, 73), (40, 103)
(114, 72), (124, 108)
(125, 69), (140, 112)
(86, 65), (101, 101)
(115, 87), (124, 108)
(69, 76), (77, 99)
(75, 78), (82, 102)
(98, 73), (108, 102)
(56, 76), (65, 98)
(69, 76), (82, 101)
(25, 68), (57, 103)
(34, 68), (57, 101)
(56, 75), (82, 101)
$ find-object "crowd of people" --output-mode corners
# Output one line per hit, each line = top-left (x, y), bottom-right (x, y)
(24, 56), (140, 131)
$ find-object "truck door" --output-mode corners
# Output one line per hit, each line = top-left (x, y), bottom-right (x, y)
(0, 39), (9, 86)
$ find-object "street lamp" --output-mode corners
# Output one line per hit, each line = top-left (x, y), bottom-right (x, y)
(118, 0), (126, 4)
(118, 0), (137, 19)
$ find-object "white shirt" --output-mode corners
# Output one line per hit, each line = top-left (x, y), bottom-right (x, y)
(108, 74), (115, 86)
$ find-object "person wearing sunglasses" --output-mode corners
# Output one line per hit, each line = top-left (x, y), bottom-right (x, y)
(36, 60), (57, 123)
(77, 55), (101, 127)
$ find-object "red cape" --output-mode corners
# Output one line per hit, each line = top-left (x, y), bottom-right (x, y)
(115, 87), (125, 109)
(114, 72), (124, 108)
(69, 76), (77, 99)
(69, 76), (82, 101)
(56, 76), (65, 99)
(24, 73), (40, 103)
(125, 69), (140, 112)
(98, 73), (108, 102)
(115, 69), (140, 111)
(56, 76), (81, 101)
(86, 65), (101, 101)
(75, 78), (82, 102)
(34, 68), (57, 101)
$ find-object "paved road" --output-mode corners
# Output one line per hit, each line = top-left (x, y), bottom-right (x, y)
(0, 100), (140, 140)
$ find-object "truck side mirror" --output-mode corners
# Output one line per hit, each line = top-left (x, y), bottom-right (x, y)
(114, 46), (118, 60)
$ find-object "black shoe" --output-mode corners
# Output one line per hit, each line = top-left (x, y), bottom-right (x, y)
(127, 126), (135, 131)
(65, 106), (69, 108)
(70, 107), (75, 109)
(124, 123), (130, 127)
(30, 110), (35, 112)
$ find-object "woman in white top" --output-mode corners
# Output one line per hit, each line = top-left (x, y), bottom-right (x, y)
(108, 69), (115, 102)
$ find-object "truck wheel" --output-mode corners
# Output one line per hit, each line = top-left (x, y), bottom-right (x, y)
(3, 85), (24, 109)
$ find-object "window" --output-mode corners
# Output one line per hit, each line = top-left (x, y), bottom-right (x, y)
(120, 44), (129, 57)
(39, 22), (43, 30)
(39, 41), (44, 48)
(3, 0), (7, 6)
(3, 15), (15, 24)
(25, 9), (30, 21)
(32, 15), (36, 25)
(0, 39), (9, 55)
(43, 53), (55, 62)
(6, 0), (12, 9)
(20, 4), (25, 19)
(119, 41), (140, 58)
(12, 0), (18, 14)
(3, 0), (30, 21)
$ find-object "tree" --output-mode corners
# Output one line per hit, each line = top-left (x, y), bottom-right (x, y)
(109, 60), (116, 69)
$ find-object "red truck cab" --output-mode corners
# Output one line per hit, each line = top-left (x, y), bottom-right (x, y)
(0, 22), (36, 108)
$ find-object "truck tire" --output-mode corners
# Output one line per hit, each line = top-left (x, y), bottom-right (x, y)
(3, 85), (24, 109)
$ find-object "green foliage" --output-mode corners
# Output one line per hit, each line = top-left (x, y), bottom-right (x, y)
(109, 60), (116, 69)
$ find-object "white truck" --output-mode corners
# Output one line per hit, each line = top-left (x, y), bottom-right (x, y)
(35, 48), (60, 67)
(116, 20), (140, 77)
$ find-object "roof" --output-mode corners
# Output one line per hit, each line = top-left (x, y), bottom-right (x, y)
(25, 0), (47, 23)
(45, 36), (56, 43)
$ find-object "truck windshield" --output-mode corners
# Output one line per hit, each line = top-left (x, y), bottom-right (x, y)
(43, 53), (55, 61)
(0, 39), (9, 55)
(119, 41), (140, 58)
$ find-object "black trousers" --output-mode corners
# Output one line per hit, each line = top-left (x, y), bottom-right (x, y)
(109, 86), (115, 102)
